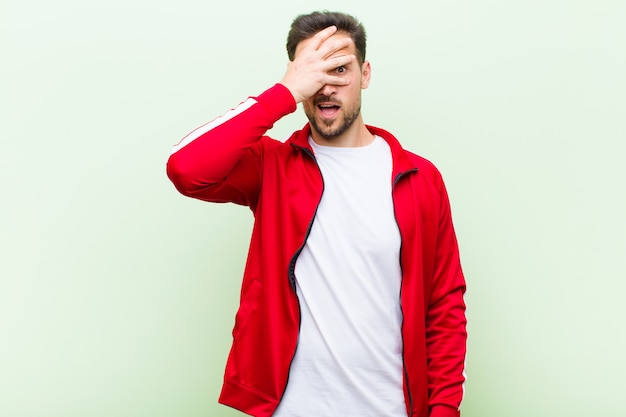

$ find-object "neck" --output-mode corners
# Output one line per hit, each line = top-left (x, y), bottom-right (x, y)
(310, 116), (374, 148)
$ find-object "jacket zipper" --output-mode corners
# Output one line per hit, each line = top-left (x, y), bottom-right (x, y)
(393, 168), (418, 416)
(287, 146), (324, 290)
(279, 145), (325, 405)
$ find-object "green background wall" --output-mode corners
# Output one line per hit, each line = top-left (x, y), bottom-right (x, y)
(2, 0), (625, 416)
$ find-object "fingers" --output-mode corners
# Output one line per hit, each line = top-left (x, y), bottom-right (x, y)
(304, 25), (353, 59)
(318, 37), (353, 60)
(280, 27), (357, 103)
(326, 53), (356, 69)
(308, 25), (338, 50)
(314, 34), (356, 75)
(324, 75), (351, 87)
(325, 53), (356, 75)
(322, 55), (357, 86)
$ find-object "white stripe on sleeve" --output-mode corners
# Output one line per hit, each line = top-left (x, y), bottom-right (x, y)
(170, 97), (257, 155)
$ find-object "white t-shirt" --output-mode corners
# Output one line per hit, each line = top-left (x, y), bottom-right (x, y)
(273, 136), (405, 417)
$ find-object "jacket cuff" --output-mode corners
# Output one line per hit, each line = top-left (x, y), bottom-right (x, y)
(256, 83), (297, 119)
(430, 405), (460, 417)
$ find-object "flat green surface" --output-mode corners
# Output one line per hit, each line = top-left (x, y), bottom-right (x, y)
(2, 1), (625, 416)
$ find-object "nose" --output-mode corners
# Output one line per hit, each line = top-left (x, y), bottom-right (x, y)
(319, 83), (338, 97)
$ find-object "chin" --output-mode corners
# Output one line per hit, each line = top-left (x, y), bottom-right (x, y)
(308, 116), (342, 138)
(306, 105), (360, 141)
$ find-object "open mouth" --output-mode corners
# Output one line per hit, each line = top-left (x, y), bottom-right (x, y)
(318, 104), (340, 118)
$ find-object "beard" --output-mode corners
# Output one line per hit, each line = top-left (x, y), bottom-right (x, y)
(304, 94), (362, 140)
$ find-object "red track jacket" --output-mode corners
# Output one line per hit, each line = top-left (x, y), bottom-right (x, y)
(167, 84), (467, 417)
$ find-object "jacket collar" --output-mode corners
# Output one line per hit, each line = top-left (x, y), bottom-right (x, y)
(288, 123), (417, 176)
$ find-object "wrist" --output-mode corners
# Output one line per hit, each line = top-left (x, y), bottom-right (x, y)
(430, 405), (460, 417)
(258, 84), (298, 116)
(278, 79), (302, 104)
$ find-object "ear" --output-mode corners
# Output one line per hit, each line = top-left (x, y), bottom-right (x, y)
(360, 60), (371, 89)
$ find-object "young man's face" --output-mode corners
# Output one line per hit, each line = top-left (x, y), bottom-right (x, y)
(295, 31), (371, 141)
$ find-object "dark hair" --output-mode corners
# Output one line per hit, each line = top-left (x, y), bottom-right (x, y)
(286, 11), (367, 64)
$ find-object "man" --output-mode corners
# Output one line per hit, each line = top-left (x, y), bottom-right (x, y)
(167, 11), (466, 417)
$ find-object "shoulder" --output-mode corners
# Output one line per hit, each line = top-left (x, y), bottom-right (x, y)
(253, 127), (311, 157)
(406, 150), (444, 182)
(369, 125), (446, 185)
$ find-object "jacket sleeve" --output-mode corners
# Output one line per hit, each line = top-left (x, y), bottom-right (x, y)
(166, 84), (297, 207)
(427, 176), (467, 417)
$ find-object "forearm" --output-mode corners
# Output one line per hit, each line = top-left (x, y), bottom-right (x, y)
(426, 285), (466, 413)
(426, 182), (467, 413)
(166, 84), (296, 200)
(430, 404), (462, 417)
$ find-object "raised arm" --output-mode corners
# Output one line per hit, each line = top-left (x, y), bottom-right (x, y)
(166, 84), (296, 206)
(166, 25), (356, 206)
